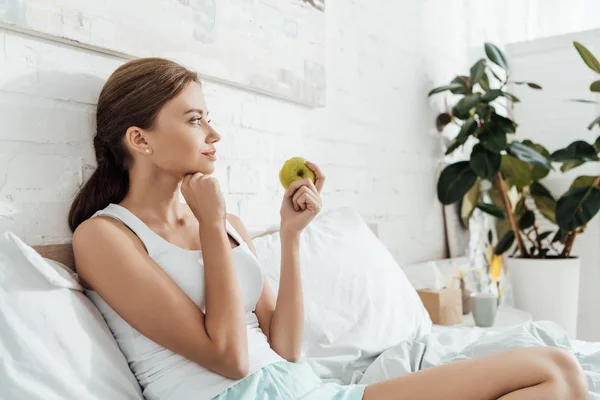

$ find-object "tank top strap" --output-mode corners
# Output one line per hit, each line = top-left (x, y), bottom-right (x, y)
(224, 218), (246, 247)
(91, 203), (168, 257)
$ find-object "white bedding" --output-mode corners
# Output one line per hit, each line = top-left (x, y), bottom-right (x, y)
(353, 321), (600, 399)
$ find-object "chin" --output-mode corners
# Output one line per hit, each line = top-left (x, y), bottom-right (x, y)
(198, 162), (216, 175)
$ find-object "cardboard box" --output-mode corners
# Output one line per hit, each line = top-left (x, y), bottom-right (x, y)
(417, 288), (463, 325)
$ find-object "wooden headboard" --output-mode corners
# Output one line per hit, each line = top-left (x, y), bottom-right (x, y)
(33, 244), (75, 271)
(32, 223), (379, 273)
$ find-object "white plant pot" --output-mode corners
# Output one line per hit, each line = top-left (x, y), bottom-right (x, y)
(506, 257), (580, 339)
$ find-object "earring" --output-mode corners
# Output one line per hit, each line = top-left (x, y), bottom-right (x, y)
(145, 148), (152, 154)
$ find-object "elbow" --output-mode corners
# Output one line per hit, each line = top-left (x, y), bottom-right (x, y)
(283, 353), (301, 363)
(272, 342), (301, 363)
(221, 349), (250, 380)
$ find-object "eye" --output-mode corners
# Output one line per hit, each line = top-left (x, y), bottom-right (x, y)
(190, 117), (202, 126)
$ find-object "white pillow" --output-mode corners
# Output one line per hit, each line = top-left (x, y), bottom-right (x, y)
(252, 207), (432, 384)
(0, 232), (143, 400)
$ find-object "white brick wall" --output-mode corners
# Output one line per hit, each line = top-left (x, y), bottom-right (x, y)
(3, 1), (596, 269)
(0, 1), (449, 267)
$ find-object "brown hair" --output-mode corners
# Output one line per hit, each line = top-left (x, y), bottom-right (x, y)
(68, 58), (199, 232)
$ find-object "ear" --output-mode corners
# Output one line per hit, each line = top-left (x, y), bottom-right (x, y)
(125, 126), (152, 155)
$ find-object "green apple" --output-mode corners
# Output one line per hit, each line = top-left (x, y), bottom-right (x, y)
(279, 157), (316, 189)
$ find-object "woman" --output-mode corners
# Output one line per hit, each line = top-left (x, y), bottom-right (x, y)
(69, 58), (587, 400)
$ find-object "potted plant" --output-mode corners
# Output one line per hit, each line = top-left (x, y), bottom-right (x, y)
(430, 42), (600, 338)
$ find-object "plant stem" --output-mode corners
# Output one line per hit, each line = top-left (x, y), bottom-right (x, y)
(494, 172), (530, 257)
(561, 231), (577, 257)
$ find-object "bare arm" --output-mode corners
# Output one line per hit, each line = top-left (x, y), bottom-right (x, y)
(229, 216), (303, 362)
(73, 213), (248, 379)
(233, 161), (324, 362)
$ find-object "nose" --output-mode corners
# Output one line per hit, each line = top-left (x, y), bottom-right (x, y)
(206, 125), (221, 144)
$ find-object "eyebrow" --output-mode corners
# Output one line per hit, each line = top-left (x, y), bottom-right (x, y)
(184, 108), (209, 116)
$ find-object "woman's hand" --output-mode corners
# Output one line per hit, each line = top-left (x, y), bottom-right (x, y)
(280, 161), (325, 234)
(181, 173), (226, 226)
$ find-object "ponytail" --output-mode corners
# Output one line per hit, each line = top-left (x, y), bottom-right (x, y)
(68, 136), (129, 232)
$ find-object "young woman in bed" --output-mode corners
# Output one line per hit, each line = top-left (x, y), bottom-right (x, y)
(68, 58), (587, 400)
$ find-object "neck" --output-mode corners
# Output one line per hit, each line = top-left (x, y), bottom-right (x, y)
(121, 164), (186, 223)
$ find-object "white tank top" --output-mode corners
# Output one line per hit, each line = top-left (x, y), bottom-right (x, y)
(85, 203), (283, 400)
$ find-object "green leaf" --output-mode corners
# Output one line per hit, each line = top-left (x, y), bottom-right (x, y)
(595, 136), (600, 151)
(477, 202), (506, 218)
(551, 141), (600, 162)
(556, 185), (600, 232)
(445, 119), (478, 155)
(494, 230), (515, 255)
(445, 139), (462, 155)
(470, 143), (501, 179)
(482, 89), (502, 102)
(437, 161), (478, 205)
(475, 105), (493, 122)
(571, 99), (600, 104)
(561, 160), (585, 173)
(501, 92), (520, 103)
(469, 59), (487, 87)
(427, 83), (465, 96)
(552, 230), (568, 244)
(488, 67), (504, 83)
(513, 81), (543, 89)
(501, 154), (534, 189)
(518, 210), (536, 230)
(574, 41), (600, 74)
(485, 43), (509, 70)
(479, 126), (508, 153)
(530, 182), (557, 224)
(461, 181), (481, 228)
(491, 113), (517, 134)
(537, 231), (553, 242)
(570, 175), (599, 190)
(521, 140), (551, 180)
(588, 115), (600, 130)
(479, 72), (490, 91)
(591, 80), (600, 92)
(506, 141), (552, 170)
(514, 196), (526, 216)
(450, 76), (471, 95)
(452, 94), (482, 119)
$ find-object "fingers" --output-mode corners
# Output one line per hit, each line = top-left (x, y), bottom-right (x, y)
(296, 191), (321, 213)
(292, 186), (310, 211)
(182, 172), (203, 186)
(292, 185), (322, 212)
(305, 161), (325, 193)
(285, 177), (313, 198)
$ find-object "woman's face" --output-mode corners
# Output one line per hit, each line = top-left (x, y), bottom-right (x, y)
(144, 81), (221, 177)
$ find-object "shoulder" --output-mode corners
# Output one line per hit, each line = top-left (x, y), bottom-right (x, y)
(72, 215), (146, 265)
(73, 215), (126, 246)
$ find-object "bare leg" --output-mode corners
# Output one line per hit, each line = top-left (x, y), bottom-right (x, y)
(363, 346), (587, 400)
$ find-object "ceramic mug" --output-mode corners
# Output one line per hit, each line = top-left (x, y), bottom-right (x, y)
(471, 292), (498, 328)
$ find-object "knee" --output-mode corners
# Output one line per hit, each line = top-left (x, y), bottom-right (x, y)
(546, 347), (588, 399)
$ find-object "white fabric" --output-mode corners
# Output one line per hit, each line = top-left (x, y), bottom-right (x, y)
(87, 204), (282, 400)
(0, 232), (143, 400)
(252, 207), (432, 384)
(357, 322), (600, 397)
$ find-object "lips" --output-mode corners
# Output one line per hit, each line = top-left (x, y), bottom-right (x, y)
(202, 149), (217, 161)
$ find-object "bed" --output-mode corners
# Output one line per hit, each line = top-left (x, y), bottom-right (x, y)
(2, 208), (600, 399)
